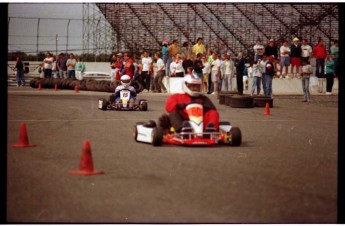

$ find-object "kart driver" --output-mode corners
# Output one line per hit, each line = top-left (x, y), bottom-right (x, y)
(159, 73), (219, 133)
(109, 74), (137, 106)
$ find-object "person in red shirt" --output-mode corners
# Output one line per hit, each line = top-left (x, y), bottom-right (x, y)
(123, 53), (134, 79)
(158, 74), (219, 133)
(313, 37), (327, 78)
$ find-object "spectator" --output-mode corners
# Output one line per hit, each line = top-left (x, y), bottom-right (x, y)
(330, 40), (338, 77)
(325, 55), (335, 95)
(110, 53), (118, 82)
(279, 40), (291, 79)
(290, 37), (302, 78)
(75, 56), (86, 80)
(43, 52), (54, 78)
(182, 53), (194, 74)
(66, 53), (76, 79)
(152, 52), (167, 93)
(170, 54), (184, 77)
(221, 52), (235, 92)
(235, 52), (245, 94)
(56, 53), (67, 79)
(167, 40), (180, 74)
(201, 54), (210, 93)
(260, 55), (268, 94)
(162, 39), (169, 75)
(253, 38), (265, 61)
(207, 49), (214, 93)
(265, 39), (278, 76)
(211, 52), (222, 95)
(181, 41), (192, 58)
(192, 37), (207, 56)
(14, 56), (25, 87)
(243, 60), (250, 93)
(264, 55), (275, 97)
(313, 37), (327, 79)
(251, 59), (263, 96)
(123, 53), (134, 80)
(141, 51), (153, 92)
(193, 53), (204, 79)
(301, 59), (313, 102)
(301, 39), (313, 63)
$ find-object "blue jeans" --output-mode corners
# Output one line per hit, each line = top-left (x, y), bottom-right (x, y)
(261, 73), (266, 93)
(16, 70), (24, 86)
(58, 70), (66, 78)
(264, 74), (273, 97)
(251, 76), (261, 95)
(315, 58), (325, 78)
(302, 76), (310, 101)
(68, 70), (75, 79)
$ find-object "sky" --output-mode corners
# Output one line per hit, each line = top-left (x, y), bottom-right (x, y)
(8, 3), (84, 55)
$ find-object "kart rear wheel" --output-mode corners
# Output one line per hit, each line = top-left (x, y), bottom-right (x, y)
(133, 122), (145, 142)
(229, 127), (242, 146)
(98, 98), (108, 110)
(140, 101), (148, 111)
(152, 127), (163, 146)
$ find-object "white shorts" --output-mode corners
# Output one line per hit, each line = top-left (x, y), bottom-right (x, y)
(211, 70), (219, 82)
(243, 75), (249, 82)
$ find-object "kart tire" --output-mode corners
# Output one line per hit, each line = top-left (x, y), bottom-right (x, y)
(133, 125), (139, 142)
(253, 96), (273, 108)
(144, 120), (157, 128)
(99, 98), (108, 110)
(219, 121), (231, 126)
(229, 95), (254, 108)
(152, 127), (163, 146)
(229, 127), (242, 146)
(140, 101), (148, 111)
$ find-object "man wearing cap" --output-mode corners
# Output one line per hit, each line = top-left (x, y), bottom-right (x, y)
(290, 37), (302, 78)
(253, 38), (265, 61)
(265, 39), (278, 76)
(123, 53), (134, 80)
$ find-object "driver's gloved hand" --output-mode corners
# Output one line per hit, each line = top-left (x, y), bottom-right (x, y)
(158, 113), (171, 129)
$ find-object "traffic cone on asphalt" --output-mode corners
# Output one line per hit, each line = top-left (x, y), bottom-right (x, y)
(69, 140), (104, 176)
(264, 102), (271, 116)
(54, 83), (58, 91)
(12, 122), (36, 148)
(75, 84), (79, 93)
(38, 83), (41, 90)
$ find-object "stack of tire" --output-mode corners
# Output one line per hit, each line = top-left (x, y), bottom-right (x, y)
(29, 78), (144, 93)
(218, 91), (273, 108)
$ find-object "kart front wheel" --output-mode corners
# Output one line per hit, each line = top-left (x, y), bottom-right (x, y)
(140, 101), (148, 111)
(98, 98), (108, 110)
(229, 127), (242, 146)
(152, 127), (163, 146)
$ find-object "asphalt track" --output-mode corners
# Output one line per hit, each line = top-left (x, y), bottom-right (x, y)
(7, 86), (338, 223)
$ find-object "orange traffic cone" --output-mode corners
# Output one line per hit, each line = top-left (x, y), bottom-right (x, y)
(69, 140), (104, 176)
(264, 102), (271, 116)
(38, 83), (42, 90)
(12, 122), (36, 148)
(54, 83), (58, 91)
(75, 84), (79, 93)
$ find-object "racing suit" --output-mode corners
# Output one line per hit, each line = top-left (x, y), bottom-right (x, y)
(114, 85), (137, 103)
(165, 93), (219, 131)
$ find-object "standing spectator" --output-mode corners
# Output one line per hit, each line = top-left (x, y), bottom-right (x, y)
(52, 60), (58, 78)
(265, 39), (278, 76)
(313, 37), (327, 93)
(264, 55), (275, 97)
(66, 53), (76, 79)
(181, 41), (192, 58)
(251, 59), (263, 96)
(152, 52), (167, 93)
(110, 53), (118, 83)
(169, 54), (184, 77)
(260, 55), (268, 94)
(43, 52), (54, 78)
(56, 53), (67, 79)
(279, 40), (291, 79)
(75, 56), (86, 80)
(211, 52), (222, 95)
(167, 40), (180, 76)
(235, 52), (245, 95)
(221, 52), (235, 92)
(14, 56), (25, 87)
(253, 38), (265, 61)
(301, 39), (313, 63)
(243, 61), (250, 93)
(123, 53), (134, 80)
(162, 39), (169, 76)
(325, 55), (335, 95)
(141, 51), (153, 92)
(193, 53), (204, 79)
(330, 40), (338, 77)
(290, 37), (302, 78)
(301, 60), (313, 102)
(182, 53), (194, 74)
(207, 49), (214, 93)
(201, 54), (210, 93)
(192, 37), (207, 56)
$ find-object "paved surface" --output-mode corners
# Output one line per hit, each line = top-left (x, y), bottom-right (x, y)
(7, 86), (338, 223)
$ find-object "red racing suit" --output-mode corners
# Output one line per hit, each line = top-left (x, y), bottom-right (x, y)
(165, 93), (219, 131)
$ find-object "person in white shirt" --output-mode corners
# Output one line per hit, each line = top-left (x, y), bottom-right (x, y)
(169, 54), (184, 77)
(141, 51), (153, 92)
(253, 38), (265, 61)
(221, 52), (235, 92)
(211, 53), (222, 95)
(279, 40), (291, 78)
(66, 53), (76, 79)
(301, 39), (313, 63)
(301, 60), (313, 102)
(152, 52), (167, 93)
(251, 59), (264, 96)
(201, 55), (210, 92)
(260, 55), (268, 94)
(43, 52), (54, 78)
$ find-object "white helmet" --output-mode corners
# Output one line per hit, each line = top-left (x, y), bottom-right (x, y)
(120, 74), (131, 88)
(183, 73), (202, 97)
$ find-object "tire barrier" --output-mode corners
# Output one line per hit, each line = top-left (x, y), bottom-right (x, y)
(218, 91), (238, 105)
(253, 96), (274, 108)
(29, 78), (144, 93)
(228, 95), (254, 108)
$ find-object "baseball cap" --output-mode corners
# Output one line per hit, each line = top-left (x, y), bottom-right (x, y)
(269, 39), (274, 42)
(293, 37), (299, 42)
(117, 53), (123, 56)
(123, 52), (129, 57)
